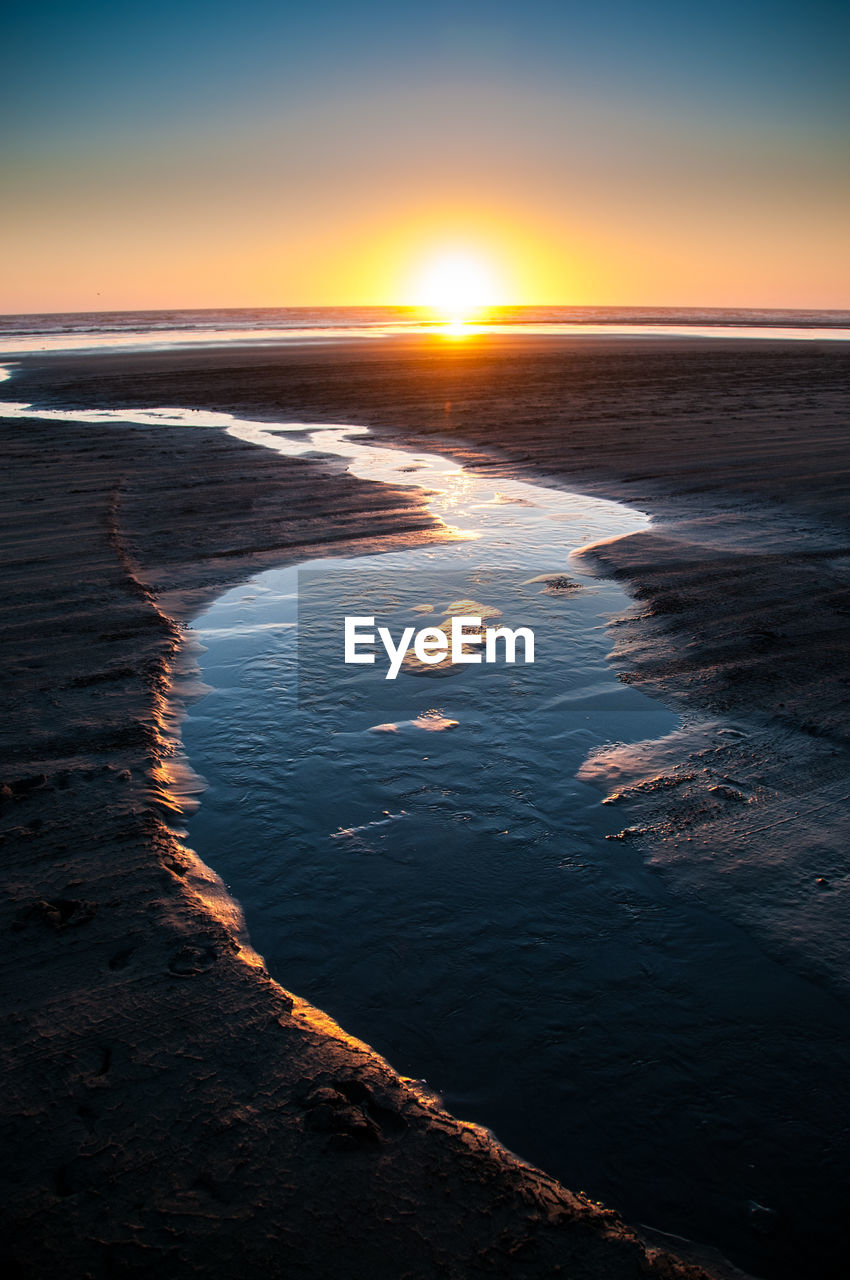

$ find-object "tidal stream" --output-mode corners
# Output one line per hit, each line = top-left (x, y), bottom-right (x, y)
(182, 419), (844, 1280)
(4, 376), (848, 1277)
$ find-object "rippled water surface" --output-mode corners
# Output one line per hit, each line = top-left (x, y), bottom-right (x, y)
(181, 424), (849, 1279)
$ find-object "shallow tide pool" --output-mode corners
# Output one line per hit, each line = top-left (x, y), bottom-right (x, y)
(4, 370), (848, 1276)
(180, 421), (846, 1278)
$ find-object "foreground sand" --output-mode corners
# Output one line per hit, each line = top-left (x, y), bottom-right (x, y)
(0, 409), (729, 1279)
(5, 332), (849, 1278)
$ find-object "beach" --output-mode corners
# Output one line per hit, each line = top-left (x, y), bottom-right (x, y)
(3, 331), (849, 1279)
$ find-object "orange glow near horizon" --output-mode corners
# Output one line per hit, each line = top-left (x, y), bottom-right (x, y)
(1, 183), (849, 314)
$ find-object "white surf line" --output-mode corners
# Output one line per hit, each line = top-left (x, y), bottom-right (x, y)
(2, 320), (850, 359)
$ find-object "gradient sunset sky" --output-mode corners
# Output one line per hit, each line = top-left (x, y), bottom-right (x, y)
(2, 0), (848, 312)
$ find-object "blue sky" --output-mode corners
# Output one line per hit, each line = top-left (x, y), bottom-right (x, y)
(2, 1), (848, 309)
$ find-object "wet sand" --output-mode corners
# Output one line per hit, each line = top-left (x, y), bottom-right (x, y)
(4, 333), (850, 1278)
(22, 337), (847, 984)
(0, 406), (728, 1279)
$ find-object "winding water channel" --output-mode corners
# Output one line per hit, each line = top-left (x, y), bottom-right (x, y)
(5, 374), (849, 1277)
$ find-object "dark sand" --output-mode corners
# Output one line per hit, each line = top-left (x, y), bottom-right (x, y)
(4, 333), (849, 1278)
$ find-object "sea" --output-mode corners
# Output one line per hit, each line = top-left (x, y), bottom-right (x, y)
(1, 304), (850, 355)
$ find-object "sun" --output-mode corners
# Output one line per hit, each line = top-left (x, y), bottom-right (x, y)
(412, 251), (500, 323)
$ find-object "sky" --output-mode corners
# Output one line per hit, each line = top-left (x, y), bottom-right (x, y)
(1, 0), (848, 312)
